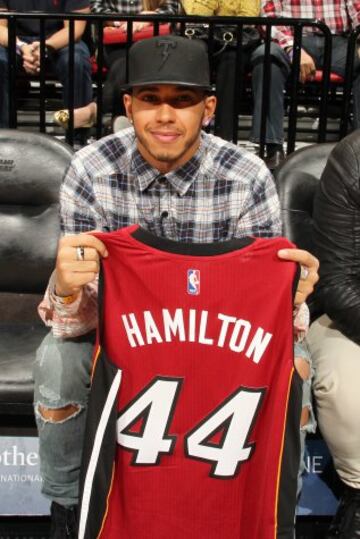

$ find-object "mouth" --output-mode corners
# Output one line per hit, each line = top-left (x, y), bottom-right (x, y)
(150, 130), (182, 143)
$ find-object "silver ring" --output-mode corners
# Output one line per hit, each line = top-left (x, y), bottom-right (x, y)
(76, 246), (85, 261)
(300, 266), (309, 280)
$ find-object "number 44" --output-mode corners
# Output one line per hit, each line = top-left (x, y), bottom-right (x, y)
(117, 377), (266, 479)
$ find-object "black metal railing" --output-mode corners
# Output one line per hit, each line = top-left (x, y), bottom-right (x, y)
(1, 12), (356, 151)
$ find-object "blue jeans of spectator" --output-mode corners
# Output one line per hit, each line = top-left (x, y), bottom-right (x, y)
(0, 39), (92, 128)
(250, 35), (360, 144)
(33, 331), (95, 507)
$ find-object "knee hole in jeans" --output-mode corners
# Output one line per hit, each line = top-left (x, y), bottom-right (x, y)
(38, 403), (81, 423)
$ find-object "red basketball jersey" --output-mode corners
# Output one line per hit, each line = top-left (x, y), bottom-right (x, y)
(78, 225), (302, 539)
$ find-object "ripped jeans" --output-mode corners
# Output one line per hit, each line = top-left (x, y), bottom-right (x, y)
(33, 331), (95, 507)
(33, 333), (316, 508)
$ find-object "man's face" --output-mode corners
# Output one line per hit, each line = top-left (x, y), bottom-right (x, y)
(123, 85), (216, 173)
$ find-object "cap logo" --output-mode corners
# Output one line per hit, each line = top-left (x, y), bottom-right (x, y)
(157, 40), (177, 69)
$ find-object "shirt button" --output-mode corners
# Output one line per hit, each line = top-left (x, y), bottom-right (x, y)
(161, 211), (169, 219)
(158, 176), (166, 184)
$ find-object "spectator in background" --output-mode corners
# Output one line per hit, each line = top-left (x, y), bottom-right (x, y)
(0, 0), (92, 130)
(54, 0), (181, 129)
(307, 131), (360, 538)
(181, 0), (261, 141)
(250, 0), (360, 169)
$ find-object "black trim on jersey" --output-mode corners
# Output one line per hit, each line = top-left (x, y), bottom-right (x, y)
(292, 264), (301, 302)
(184, 386), (266, 480)
(132, 226), (255, 256)
(117, 376), (183, 466)
(78, 350), (119, 539)
(276, 371), (302, 539)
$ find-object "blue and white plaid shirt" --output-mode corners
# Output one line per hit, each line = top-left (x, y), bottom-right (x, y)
(61, 128), (281, 241)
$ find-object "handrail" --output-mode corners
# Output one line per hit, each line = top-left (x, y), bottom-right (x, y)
(1, 12), (354, 150)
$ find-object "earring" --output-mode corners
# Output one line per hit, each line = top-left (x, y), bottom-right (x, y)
(202, 118), (210, 127)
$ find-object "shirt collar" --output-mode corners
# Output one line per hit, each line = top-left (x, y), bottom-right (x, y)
(132, 134), (207, 196)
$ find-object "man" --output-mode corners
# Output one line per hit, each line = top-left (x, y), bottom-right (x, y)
(0, 0), (92, 129)
(307, 131), (360, 538)
(34, 35), (319, 537)
(250, 0), (360, 168)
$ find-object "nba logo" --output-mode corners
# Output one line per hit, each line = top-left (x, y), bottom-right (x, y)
(187, 269), (200, 295)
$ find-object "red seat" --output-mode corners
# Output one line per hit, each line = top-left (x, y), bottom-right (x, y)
(103, 23), (171, 45)
(312, 70), (344, 84)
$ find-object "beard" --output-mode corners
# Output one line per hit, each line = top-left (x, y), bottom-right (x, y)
(134, 120), (203, 167)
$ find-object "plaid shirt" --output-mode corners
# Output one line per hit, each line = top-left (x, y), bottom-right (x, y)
(90, 0), (180, 15)
(39, 128), (282, 338)
(262, 0), (360, 49)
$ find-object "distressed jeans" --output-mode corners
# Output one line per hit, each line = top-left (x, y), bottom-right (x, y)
(33, 331), (95, 507)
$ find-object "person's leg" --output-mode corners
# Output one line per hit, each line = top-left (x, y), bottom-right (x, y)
(325, 36), (360, 130)
(51, 40), (92, 109)
(214, 48), (242, 142)
(0, 46), (9, 128)
(33, 331), (95, 534)
(249, 42), (291, 146)
(294, 342), (317, 499)
(307, 315), (360, 535)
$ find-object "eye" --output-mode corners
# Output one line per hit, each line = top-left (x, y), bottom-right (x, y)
(139, 93), (160, 104)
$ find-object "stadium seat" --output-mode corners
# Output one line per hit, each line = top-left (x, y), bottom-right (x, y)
(273, 142), (335, 318)
(0, 130), (73, 416)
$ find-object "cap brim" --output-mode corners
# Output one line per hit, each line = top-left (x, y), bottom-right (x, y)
(121, 80), (214, 92)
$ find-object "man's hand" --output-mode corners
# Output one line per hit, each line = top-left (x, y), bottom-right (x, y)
(55, 233), (108, 297)
(299, 49), (316, 83)
(21, 43), (39, 74)
(278, 248), (319, 305)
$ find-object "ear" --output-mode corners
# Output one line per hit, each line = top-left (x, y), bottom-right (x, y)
(123, 93), (133, 122)
(203, 94), (216, 127)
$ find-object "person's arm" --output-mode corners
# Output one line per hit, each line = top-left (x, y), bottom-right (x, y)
(90, 0), (112, 12)
(45, 7), (90, 50)
(261, 0), (293, 48)
(345, 0), (360, 29)
(313, 135), (360, 345)
(154, 0), (181, 15)
(0, 9), (8, 47)
(38, 155), (109, 338)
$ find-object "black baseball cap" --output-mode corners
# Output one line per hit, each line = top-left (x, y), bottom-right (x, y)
(122, 35), (213, 91)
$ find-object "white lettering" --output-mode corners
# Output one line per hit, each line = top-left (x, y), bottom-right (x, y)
(121, 313), (145, 347)
(144, 311), (163, 344)
(163, 309), (185, 342)
(229, 320), (251, 353)
(217, 313), (237, 347)
(245, 328), (273, 364)
(198, 311), (213, 345)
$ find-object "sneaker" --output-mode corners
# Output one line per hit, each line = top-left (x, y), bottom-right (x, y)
(50, 501), (78, 539)
(327, 486), (360, 538)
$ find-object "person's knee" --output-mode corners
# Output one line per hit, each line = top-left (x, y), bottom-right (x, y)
(37, 403), (82, 423)
(34, 331), (94, 413)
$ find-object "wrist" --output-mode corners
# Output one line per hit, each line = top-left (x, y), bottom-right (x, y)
(16, 39), (26, 55)
(54, 285), (80, 304)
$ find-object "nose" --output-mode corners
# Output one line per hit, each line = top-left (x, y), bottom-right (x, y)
(155, 102), (175, 123)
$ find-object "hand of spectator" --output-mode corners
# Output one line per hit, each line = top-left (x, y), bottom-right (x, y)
(277, 248), (319, 305)
(55, 233), (108, 298)
(21, 43), (39, 75)
(299, 49), (316, 83)
(133, 20), (153, 32)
